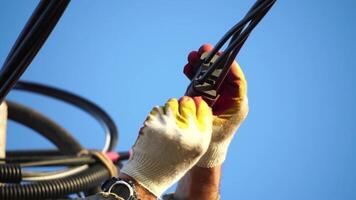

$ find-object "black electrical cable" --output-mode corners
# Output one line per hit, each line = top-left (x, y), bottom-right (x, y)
(2, 100), (117, 199)
(20, 157), (96, 167)
(203, 0), (274, 64)
(13, 81), (118, 152)
(4, 1), (51, 64)
(7, 101), (83, 154)
(6, 149), (71, 157)
(2, 155), (91, 163)
(201, 0), (276, 81)
(214, 0), (276, 79)
(0, 164), (22, 183)
(186, 0), (277, 104)
(1, 87), (122, 198)
(0, 164), (111, 200)
(5, 150), (131, 163)
(0, 0), (71, 103)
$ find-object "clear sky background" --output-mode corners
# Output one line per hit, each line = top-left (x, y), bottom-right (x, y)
(1, 0), (356, 199)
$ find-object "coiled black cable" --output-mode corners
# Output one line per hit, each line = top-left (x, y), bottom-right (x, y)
(0, 164), (110, 200)
(14, 81), (118, 152)
(0, 164), (22, 183)
(2, 100), (117, 199)
(7, 100), (83, 154)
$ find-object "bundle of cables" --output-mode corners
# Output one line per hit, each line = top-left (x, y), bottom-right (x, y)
(0, 81), (129, 200)
(0, 1), (130, 199)
(186, 0), (276, 104)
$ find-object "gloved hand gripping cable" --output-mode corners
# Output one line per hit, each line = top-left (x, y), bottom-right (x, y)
(186, 0), (276, 105)
(183, 0), (277, 168)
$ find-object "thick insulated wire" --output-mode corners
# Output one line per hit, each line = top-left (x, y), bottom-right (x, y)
(3, 1), (50, 64)
(200, 0), (276, 82)
(22, 165), (89, 181)
(0, 0), (70, 103)
(7, 101), (83, 154)
(20, 157), (95, 167)
(4, 100), (115, 197)
(207, 0), (276, 80)
(13, 81), (118, 152)
(0, 164), (111, 200)
(203, 0), (274, 63)
(5, 150), (130, 162)
(6, 100), (92, 182)
(0, 164), (22, 183)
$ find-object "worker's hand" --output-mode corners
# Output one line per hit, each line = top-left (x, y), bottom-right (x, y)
(120, 97), (213, 197)
(184, 44), (249, 168)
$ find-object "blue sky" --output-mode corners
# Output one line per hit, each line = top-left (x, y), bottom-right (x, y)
(1, 0), (356, 199)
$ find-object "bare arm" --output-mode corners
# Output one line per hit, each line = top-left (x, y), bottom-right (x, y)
(119, 173), (157, 200)
(175, 166), (221, 200)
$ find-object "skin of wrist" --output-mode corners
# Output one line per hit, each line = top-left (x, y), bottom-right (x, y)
(118, 173), (157, 200)
(175, 165), (221, 200)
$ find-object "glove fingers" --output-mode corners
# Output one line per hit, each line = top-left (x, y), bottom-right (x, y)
(183, 51), (199, 80)
(164, 98), (188, 129)
(164, 98), (179, 116)
(146, 106), (159, 120)
(188, 51), (199, 63)
(183, 63), (195, 80)
(183, 44), (213, 80)
(145, 106), (164, 125)
(198, 44), (213, 54)
(179, 96), (196, 121)
(194, 97), (213, 132)
(226, 62), (247, 98)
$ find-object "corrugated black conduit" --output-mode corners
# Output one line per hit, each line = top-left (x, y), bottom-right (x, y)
(0, 101), (113, 200)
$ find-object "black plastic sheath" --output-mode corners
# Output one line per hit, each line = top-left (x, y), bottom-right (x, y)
(7, 100), (83, 154)
(204, 0), (272, 63)
(0, 164), (22, 183)
(14, 81), (118, 152)
(227, 0), (265, 43)
(0, 0), (70, 103)
(5, 150), (131, 162)
(215, 0), (275, 79)
(201, 0), (276, 82)
(0, 164), (111, 200)
(20, 157), (96, 167)
(6, 149), (73, 157)
(4, 101), (115, 198)
(3, 1), (50, 64)
(3, 155), (87, 162)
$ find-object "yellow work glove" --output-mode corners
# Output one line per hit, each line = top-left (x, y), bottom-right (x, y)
(121, 97), (213, 197)
(183, 44), (249, 168)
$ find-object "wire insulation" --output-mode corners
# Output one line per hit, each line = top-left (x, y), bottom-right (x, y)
(14, 81), (118, 152)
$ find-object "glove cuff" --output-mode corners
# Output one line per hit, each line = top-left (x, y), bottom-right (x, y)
(198, 99), (248, 168)
(121, 149), (197, 197)
(196, 137), (232, 168)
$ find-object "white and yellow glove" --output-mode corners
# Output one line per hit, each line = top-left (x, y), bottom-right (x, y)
(121, 96), (213, 197)
(184, 44), (249, 168)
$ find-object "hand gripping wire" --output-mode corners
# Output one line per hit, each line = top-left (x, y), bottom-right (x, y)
(185, 0), (277, 105)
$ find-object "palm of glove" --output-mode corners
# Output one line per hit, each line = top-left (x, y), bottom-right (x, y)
(184, 44), (249, 167)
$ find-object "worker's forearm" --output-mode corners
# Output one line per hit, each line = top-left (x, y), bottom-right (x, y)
(175, 165), (221, 200)
(118, 173), (157, 200)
